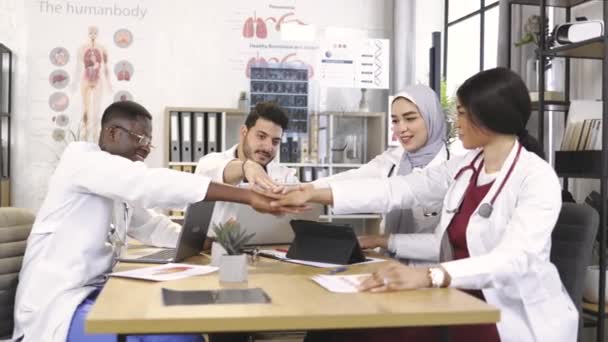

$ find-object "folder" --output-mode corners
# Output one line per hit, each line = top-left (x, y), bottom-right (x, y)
(280, 136), (289, 162)
(206, 112), (218, 153)
(291, 137), (299, 163)
(170, 112), (181, 162)
(285, 137), (293, 163)
(193, 112), (206, 160)
(180, 112), (193, 162)
(286, 220), (366, 265)
(302, 167), (313, 182)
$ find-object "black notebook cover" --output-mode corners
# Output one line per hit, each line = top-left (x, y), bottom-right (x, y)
(161, 287), (271, 306)
(286, 220), (366, 265)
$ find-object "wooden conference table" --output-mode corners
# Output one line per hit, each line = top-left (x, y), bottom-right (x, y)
(86, 246), (500, 338)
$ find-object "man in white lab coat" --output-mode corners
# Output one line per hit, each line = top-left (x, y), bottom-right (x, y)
(195, 102), (299, 232)
(12, 101), (287, 342)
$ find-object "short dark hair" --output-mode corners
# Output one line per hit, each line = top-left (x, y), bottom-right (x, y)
(244, 102), (289, 130)
(101, 101), (153, 126)
(456, 67), (543, 158)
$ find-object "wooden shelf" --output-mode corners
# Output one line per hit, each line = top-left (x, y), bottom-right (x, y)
(543, 37), (604, 59)
(531, 101), (569, 112)
(281, 163), (331, 167)
(332, 163), (365, 168)
(509, 0), (592, 8)
(584, 301), (608, 314)
(321, 111), (384, 118)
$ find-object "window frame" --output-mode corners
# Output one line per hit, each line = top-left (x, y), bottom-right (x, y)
(443, 0), (500, 79)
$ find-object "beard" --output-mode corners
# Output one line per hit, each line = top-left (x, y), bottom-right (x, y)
(242, 140), (274, 166)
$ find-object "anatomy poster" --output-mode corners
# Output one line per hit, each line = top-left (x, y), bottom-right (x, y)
(19, 0), (392, 209)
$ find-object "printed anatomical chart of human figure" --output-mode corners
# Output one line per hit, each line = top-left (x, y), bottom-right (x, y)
(74, 26), (111, 142)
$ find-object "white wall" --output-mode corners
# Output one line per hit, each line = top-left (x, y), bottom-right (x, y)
(4, 0), (394, 210)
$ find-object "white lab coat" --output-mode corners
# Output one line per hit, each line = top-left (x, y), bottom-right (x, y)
(313, 144), (453, 261)
(330, 141), (577, 342)
(13, 142), (210, 342)
(195, 144), (299, 233)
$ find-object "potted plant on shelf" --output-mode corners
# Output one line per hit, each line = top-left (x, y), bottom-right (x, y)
(514, 14), (563, 98)
(212, 219), (256, 282)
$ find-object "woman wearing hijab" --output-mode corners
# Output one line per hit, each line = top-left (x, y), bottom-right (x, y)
(311, 84), (462, 265)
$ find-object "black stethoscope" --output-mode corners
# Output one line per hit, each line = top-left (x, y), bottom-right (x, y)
(445, 143), (523, 218)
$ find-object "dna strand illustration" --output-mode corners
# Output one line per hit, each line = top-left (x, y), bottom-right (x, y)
(373, 39), (383, 87)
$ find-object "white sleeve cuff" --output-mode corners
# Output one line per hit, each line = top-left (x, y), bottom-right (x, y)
(387, 234), (397, 253)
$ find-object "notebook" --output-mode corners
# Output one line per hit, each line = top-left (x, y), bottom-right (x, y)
(118, 201), (215, 264)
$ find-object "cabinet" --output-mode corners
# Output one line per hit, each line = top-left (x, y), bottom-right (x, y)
(509, 0), (608, 340)
(0, 44), (12, 206)
(163, 107), (386, 234)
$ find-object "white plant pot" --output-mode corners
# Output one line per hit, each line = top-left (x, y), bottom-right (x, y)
(583, 265), (608, 303)
(219, 254), (248, 282)
(210, 242), (227, 267)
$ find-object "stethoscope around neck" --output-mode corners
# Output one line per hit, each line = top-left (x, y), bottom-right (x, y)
(445, 143), (523, 218)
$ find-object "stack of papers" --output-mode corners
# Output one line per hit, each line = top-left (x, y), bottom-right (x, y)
(110, 263), (218, 282)
(311, 274), (371, 293)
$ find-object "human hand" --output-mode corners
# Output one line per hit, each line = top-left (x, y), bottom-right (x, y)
(357, 263), (432, 292)
(280, 183), (313, 195)
(243, 159), (282, 193)
(249, 189), (309, 215)
(269, 185), (314, 208)
(357, 235), (388, 250)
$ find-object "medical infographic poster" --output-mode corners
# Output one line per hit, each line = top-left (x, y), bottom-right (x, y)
(318, 38), (389, 89)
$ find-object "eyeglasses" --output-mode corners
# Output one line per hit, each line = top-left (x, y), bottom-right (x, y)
(110, 125), (154, 148)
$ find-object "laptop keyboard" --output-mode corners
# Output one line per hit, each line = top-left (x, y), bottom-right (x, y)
(137, 249), (176, 260)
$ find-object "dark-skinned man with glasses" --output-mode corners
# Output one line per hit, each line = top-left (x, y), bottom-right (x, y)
(12, 101), (303, 342)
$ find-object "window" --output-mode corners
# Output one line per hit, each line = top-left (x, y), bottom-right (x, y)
(444, 0), (500, 97)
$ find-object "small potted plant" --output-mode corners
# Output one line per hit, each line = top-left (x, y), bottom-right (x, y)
(212, 219), (256, 282)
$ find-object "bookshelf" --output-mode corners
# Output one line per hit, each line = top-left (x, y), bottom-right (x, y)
(163, 107), (386, 234)
(512, 0), (608, 340)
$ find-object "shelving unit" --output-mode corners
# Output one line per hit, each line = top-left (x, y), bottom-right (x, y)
(164, 107), (386, 234)
(0, 44), (12, 206)
(510, 0), (608, 340)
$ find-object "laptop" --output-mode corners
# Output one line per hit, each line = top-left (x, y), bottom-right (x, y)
(223, 203), (323, 245)
(118, 201), (215, 264)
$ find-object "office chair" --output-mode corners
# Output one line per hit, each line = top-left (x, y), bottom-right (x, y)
(0, 208), (35, 339)
(551, 202), (598, 341)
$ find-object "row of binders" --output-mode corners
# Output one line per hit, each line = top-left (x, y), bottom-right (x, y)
(170, 111), (223, 162)
(561, 119), (603, 151)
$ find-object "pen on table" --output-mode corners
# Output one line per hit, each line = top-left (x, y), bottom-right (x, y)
(327, 266), (348, 275)
(275, 248), (289, 253)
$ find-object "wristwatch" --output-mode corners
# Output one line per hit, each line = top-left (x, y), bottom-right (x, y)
(428, 267), (446, 288)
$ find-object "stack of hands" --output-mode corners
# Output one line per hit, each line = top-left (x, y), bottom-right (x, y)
(240, 159), (315, 215)
(241, 166), (443, 292)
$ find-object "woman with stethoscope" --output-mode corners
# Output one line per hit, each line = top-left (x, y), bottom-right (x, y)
(273, 68), (577, 341)
(310, 84), (464, 265)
